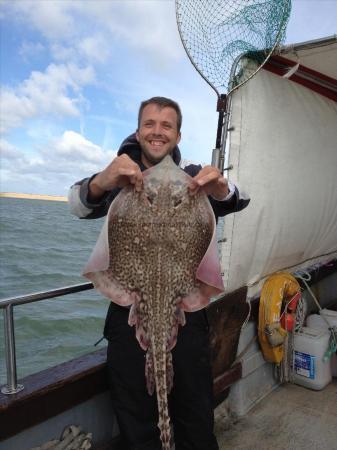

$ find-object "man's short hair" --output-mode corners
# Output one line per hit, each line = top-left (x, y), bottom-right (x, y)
(138, 97), (182, 132)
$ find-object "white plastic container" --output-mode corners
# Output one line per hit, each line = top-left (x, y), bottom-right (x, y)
(321, 308), (337, 317)
(306, 314), (326, 330)
(306, 309), (337, 377)
(293, 327), (331, 390)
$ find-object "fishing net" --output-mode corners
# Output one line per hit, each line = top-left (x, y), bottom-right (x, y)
(176, 0), (291, 170)
(176, 0), (291, 95)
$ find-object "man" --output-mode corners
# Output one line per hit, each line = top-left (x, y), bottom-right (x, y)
(69, 97), (249, 450)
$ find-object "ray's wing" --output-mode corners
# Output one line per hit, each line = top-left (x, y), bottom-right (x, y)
(82, 158), (224, 309)
(82, 186), (140, 306)
(180, 199), (224, 312)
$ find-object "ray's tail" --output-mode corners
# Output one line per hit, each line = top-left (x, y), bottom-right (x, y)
(146, 337), (173, 450)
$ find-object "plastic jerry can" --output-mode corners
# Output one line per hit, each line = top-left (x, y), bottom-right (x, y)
(293, 327), (332, 390)
(306, 310), (337, 377)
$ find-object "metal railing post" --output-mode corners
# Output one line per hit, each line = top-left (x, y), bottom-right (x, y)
(1, 304), (24, 394)
(0, 282), (94, 395)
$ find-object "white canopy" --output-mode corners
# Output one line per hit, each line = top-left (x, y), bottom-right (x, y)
(221, 36), (337, 296)
(281, 36), (337, 81)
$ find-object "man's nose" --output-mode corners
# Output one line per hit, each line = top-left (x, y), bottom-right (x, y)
(152, 123), (163, 135)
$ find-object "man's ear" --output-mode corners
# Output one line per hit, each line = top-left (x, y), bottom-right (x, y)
(135, 130), (140, 142)
(177, 132), (181, 144)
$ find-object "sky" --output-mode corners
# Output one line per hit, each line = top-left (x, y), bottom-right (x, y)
(0, 0), (336, 196)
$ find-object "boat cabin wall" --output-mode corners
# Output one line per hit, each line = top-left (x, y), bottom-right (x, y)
(0, 392), (118, 450)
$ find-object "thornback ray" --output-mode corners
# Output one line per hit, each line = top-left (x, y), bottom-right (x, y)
(83, 155), (224, 449)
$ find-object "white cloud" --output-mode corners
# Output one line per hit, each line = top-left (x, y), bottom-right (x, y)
(19, 41), (46, 61)
(0, 90), (36, 132)
(0, 139), (26, 160)
(78, 34), (110, 64)
(50, 44), (77, 63)
(51, 33), (111, 65)
(1, 63), (95, 133)
(51, 130), (115, 166)
(21, 130), (116, 177)
(5, 0), (76, 41)
(86, 1), (183, 61)
(5, 0), (183, 65)
(0, 131), (117, 195)
(0, 140), (31, 191)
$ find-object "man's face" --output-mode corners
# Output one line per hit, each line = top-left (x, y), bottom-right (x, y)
(136, 103), (181, 167)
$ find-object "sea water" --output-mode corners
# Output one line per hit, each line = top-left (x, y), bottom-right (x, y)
(0, 197), (107, 384)
(0, 197), (225, 385)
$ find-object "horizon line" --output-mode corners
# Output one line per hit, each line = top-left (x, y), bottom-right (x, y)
(0, 192), (68, 202)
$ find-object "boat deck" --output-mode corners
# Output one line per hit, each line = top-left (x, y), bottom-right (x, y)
(214, 379), (337, 450)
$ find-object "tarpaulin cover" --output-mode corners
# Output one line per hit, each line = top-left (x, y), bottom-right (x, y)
(221, 65), (337, 294)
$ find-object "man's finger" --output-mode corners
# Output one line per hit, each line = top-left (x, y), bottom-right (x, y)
(217, 177), (228, 187)
(118, 167), (138, 177)
(188, 180), (199, 196)
(196, 172), (219, 186)
(133, 173), (143, 192)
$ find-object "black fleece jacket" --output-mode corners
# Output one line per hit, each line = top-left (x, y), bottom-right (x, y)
(71, 133), (249, 220)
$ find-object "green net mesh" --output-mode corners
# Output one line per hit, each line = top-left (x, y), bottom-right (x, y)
(176, 0), (292, 95)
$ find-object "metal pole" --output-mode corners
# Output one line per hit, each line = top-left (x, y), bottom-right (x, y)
(219, 93), (233, 174)
(212, 94), (227, 170)
(1, 304), (24, 394)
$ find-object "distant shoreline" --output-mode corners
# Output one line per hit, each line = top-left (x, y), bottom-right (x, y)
(0, 192), (68, 202)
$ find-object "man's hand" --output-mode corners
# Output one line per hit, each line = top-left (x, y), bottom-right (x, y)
(88, 154), (143, 202)
(189, 166), (229, 200)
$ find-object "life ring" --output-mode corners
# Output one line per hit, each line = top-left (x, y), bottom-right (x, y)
(258, 272), (301, 364)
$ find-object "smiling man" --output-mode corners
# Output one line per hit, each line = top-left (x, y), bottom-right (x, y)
(69, 96), (249, 450)
(136, 101), (181, 166)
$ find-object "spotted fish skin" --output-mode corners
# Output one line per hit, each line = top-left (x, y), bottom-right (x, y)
(85, 156), (216, 449)
(105, 156), (213, 449)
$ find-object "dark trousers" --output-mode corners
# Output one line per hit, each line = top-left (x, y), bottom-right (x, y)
(105, 303), (219, 450)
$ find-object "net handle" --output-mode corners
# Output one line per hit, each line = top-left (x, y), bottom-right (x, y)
(175, 0), (291, 172)
(175, 5), (220, 98)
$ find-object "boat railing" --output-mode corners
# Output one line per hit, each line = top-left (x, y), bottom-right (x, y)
(0, 282), (94, 395)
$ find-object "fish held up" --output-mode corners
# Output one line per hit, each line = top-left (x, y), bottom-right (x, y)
(83, 155), (224, 449)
